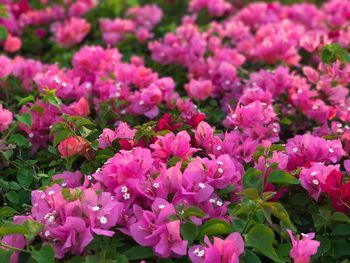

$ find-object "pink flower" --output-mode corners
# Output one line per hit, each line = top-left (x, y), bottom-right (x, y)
(151, 131), (198, 160)
(189, 232), (244, 263)
(50, 217), (93, 258)
(52, 17), (91, 48)
(4, 34), (21, 53)
(287, 230), (320, 263)
(0, 105), (13, 132)
(98, 122), (135, 149)
(52, 171), (83, 188)
(299, 163), (339, 201)
(185, 79), (214, 100)
(63, 97), (90, 116)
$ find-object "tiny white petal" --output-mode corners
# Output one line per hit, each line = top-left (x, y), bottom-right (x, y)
(92, 206), (100, 212)
(153, 182), (159, 188)
(216, 201), (223, 207)
(312, 179), (319, 185)
(198, 183), (205, 189)
(100, 216), (107, 224)
(216, 145), (222, 151)
(158, 204), (165, 209)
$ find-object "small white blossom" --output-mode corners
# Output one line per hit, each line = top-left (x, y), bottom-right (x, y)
(100, 216), (107, 224)
(198, 183), (205, 189)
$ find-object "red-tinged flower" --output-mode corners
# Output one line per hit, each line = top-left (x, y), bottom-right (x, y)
(320, 169), (350, 212)
(157, 113), (183, 131)
(58, 136), (90, 158)
(11, 0), (31, 18)
(186, 113), (206, 128)
(4, 35), (21, 53)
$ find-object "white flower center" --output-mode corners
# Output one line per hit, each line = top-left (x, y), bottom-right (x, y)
(198, 183), (205, 189)
(92, 206), (100, 211)
(100, 216), (107, 224)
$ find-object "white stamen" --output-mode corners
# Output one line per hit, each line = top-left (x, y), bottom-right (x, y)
(329, 148), (334, 153)
(92, 206), (100, 211)
(216, 161), (223, 165)
(311, 171), (317, 176)
(216, 200), (223, 207)
(123, 193), (130, 200)
(44, 230), (50, 237)
(209, 198), (216, 203)
(198, 183), (205, 189)
(231, 113), (237, 118)
(87, 175), (93, 180)
(153, 182), (159, 188)
(292, 147), (298, 153)
(100, 216), (107, 224)
(29, 132), (34, 138)
(216, 145), (222, 151)
(158, 204), (165, 209)
(197, 250), (205, 257)
(121, 186), (128, 193)
(312, 179), (319, 185)
(48, 191), (55, 196)
(218, 168), (224, 173)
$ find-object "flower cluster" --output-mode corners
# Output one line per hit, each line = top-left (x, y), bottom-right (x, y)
(1, 0), (350, 263)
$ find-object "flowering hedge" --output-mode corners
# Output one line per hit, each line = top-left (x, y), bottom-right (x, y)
(0, 0), (350, 262)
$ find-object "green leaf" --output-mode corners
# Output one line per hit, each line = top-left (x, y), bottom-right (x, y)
(17, 168), (33, 188)
(244, 224), (282, 262)
(260, 202), (295, 230)
(184, 206), (206, 218)
(181, 221), (198, 245)
(17, 113), (32, 128)
(1, 149), (13, 160)
(0, 222), (28, 236)
(5, 191), (19, 204)
(18, 95), (35, 105)
(0, 25), (7, 41)
(267, 170), (299, 185)
(31, 244), (55, 263)
(321, 43), (350, 64)
(124, 246), (153, 260)
(167, 156), (182, 167)
(240, 188), (261, 200)
(243, 168), (263, 191)
(9, 134), (31, 148)
(331, 223), (350, 236)
(198, 219), (232, 239)
(0, 248), (13, 263)
(0, 206), (18, 218)
(23, 220), (43, 241)
(331, 212), (350, 224)
(240, 250), (262, 263)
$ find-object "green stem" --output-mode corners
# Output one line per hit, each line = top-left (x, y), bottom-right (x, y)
(0, 241), (31, 254)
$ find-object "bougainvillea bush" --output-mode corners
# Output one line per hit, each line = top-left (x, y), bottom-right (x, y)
(0, 0), (350, 262)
